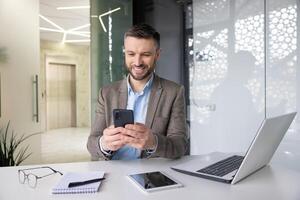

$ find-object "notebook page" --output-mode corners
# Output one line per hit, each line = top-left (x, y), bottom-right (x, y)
(52, 171), (105, 194)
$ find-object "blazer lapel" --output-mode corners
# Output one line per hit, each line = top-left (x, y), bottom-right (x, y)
(118, 78), (128, 109)
(145, 75), (163, 128)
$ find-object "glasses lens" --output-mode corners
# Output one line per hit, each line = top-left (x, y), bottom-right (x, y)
(18, 171), (26, 184)
(27, 174), (37, 188)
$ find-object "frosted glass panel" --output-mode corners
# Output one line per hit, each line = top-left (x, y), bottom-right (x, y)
(266, 0), (300, 163)
(190, 0), (265, 154)
(267, 1), (297, 117)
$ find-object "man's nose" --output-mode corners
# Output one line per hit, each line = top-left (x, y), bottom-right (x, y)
(133, 55), (143, 66)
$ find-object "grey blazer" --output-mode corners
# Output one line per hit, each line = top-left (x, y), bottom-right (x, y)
(87, 74), (188, 160)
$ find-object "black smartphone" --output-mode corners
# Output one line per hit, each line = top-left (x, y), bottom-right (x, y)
(113, 109), (134, 127)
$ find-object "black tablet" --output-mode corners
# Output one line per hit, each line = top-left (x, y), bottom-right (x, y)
(128, 171), (183, 193)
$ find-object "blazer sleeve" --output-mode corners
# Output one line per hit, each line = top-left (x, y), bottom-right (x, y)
(87, 88), (111, 160)
(149, 85), (188, 159)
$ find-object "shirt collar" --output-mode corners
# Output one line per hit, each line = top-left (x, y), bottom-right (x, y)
(127, 73), (154, 95)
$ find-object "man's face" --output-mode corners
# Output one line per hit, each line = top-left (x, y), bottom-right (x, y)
(124, 36), (160, 81)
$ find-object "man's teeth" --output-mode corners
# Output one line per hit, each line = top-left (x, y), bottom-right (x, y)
(134, 66), (145, 70)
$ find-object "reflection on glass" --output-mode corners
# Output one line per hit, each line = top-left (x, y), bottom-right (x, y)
(90, 0), (132, 122)
(189, 0), (298, 154)
(190, 0), (265, 154)
(267, 4), (297, 115)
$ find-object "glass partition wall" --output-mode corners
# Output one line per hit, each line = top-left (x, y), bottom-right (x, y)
(266, 0), (299, 163)
(188, 0), (299, 159)
(90, 0), (132, 122)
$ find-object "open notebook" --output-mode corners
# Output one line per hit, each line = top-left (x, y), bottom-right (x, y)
(52, 171), (105, 194)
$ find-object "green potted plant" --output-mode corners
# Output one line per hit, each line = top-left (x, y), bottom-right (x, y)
(0, 121), (37, 166)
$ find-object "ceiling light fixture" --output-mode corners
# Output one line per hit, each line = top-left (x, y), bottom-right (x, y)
(65, 39), (90, 43)
(39, 14), (90, 44)
(57, 6), (90, 10)
(39, 27), (64, 33)
(68, 24), (90, 32)
(99, 7), (121, 32)
(91, 7), (121, 32)
(39, 14), (64, 31)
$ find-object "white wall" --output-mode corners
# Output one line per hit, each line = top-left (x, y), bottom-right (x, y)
(0, 0), (41, 164)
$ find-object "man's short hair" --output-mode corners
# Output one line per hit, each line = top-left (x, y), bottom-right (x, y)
(124, 24), (160, 48)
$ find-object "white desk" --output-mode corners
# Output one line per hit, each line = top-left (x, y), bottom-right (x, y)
(0, 154), (300, 200)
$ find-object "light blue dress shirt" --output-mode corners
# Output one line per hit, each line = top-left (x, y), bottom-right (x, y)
(112, 74), (154, 160)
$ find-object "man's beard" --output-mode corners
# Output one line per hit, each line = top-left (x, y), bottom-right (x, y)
(127, 63), (155, 81)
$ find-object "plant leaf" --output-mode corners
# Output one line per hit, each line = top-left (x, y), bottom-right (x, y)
(15, 145), (31, 166)
(0, 121), (40, 166)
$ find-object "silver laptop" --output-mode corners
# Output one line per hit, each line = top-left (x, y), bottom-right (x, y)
(171, 112), (297, 184)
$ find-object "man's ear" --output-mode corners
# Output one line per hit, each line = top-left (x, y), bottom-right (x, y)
(156, 48), (161, 60)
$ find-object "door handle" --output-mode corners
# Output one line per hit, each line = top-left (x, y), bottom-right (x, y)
(32, 75), (39, 122)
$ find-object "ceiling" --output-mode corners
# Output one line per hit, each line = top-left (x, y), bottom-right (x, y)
(39, 0), (90, 45)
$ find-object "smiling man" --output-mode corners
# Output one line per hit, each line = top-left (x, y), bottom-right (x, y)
(87, 24), (188, 160)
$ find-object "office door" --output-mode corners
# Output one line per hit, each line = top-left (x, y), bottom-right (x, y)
(46, 62), (76, 130)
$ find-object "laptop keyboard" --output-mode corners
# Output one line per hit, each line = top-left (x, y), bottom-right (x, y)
(197, 155), (244, 177)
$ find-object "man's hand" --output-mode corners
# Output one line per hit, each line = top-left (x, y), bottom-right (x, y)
(100, 125), (126, 151)
(122, 123), (156, 150)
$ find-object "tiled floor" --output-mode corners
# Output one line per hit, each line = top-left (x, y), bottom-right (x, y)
(40, 128), (91, 164)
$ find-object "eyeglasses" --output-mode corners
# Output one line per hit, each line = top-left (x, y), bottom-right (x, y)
(18, 166), (63, 188)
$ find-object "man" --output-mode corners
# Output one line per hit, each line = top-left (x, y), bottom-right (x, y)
(87, 24), (187, 160)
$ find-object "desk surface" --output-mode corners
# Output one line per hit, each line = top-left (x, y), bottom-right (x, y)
(0, 153), (300, 200)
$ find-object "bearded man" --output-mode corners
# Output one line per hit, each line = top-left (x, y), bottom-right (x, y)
(87, 24), (188, 160)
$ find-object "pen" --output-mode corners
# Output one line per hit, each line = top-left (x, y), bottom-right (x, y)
(68, 177), (105, 188)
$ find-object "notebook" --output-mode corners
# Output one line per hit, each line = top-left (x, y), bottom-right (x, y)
(52, 171), (105, 194)
(171, 112), (296, 184)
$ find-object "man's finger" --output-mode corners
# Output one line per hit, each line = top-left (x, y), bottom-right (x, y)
(125, 123), (146, 132)
(111, 140), (125, 147)
(122, 134), (139, 143)
(122, 129), (138, 138)
(104, 127), (124, 136)
(105, 133), (123, 143)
